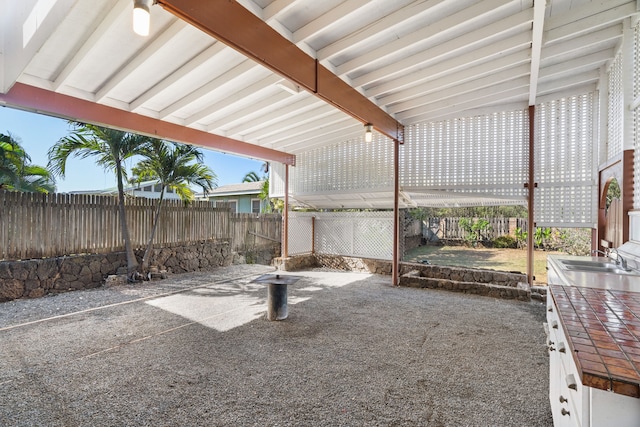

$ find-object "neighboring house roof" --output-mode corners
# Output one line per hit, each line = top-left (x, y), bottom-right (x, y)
(69, 180), (155, 195)
(201, 181), (264, 197)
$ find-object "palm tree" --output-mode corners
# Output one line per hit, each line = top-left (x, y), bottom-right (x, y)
(0, 133), (55, 193)
(243, 164), (277, 213)
(242, 171), (261, 182)
(48, 123), (149, 281)
(131, 139), (217, 273)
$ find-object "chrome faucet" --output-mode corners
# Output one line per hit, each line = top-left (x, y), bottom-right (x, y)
(609, 248), (630, 271)
(591, 249), (608, 257)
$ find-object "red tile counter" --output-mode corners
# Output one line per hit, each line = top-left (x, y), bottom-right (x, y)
(549, 284), (640, 398)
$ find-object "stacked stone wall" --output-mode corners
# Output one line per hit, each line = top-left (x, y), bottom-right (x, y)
(275, 254), (529, 300)
(0, 240), (239, 302)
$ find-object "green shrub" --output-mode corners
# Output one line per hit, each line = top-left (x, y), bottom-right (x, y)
(493, 235), (517, 249)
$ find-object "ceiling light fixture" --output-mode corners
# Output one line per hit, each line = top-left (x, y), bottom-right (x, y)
(364, 123), (373, 142)
(133, 0), (153, 36)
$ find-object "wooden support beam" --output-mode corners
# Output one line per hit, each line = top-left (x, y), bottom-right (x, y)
(527, 105), (535, 286)
(392, 138), (400, 286)
(157, 0), (403, 142)
(0, 83), (295, 166)
(283, 164), (290, 258)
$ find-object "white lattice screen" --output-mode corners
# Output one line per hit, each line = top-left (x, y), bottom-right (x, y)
(287, 211), (393, 260)
(293, 136), (394, 193)
(608, 52), (624, 160)
(634, 21), (640, 209)
(287, 213), (313, 255)
(400, 112), (529, 201)
(269, 162), (286, 198)
(534, 93), (596, 227)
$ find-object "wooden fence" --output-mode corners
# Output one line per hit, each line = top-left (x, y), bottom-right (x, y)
(0, 191), (281, 261)
(422, 217), (527, 241)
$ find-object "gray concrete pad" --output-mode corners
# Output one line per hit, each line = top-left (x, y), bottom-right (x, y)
(0, 265), (552, 426)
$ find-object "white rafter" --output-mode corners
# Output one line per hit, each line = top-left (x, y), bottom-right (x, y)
(130, 42), (228, 112)
(96, 19), (187, 103)
(351, 9), (534, 87)
(528, 0), (546, 106)
(53, 0), (130, 91)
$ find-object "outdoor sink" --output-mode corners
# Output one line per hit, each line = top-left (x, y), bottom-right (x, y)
(559, 259), (613, 268)
(559, 259), (639, 275)
(563, 265), (624, 274)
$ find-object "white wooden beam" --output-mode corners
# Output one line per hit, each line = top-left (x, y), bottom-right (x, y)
(405, 89), (529, 124)
(546, 0), (632, 30)
(96, 19), (188, 103)
(542, 26), (622, 61)
(159, 60), (257, 118)
(130, 42), (228, 112)
(264, 0), (297, 22)
(317, 0), (446, 61)
(221, 96), (325, 137)
(378, 51), (530, 106)
(53, 0), (130, 91)
(292, 0), (369, 43)
(352, 9), (533, 88)
(535, 70), (600, 95)
(206, 91), (293, 134)
(2, 0), (77, 93)
(185, 74), (281, 125)
(538, 49), (612, 81)
(243, 105), (341, 142)
(546, 2), (638, 44)
(529, 0), (546, 105)
(366, 33), (531, 97)
(397, 78), (530, 121)
(275, 121), (359, 151)
(387, 64), (531, 114)
(276, 123), (362, 152)
(335, 0), (513, 76)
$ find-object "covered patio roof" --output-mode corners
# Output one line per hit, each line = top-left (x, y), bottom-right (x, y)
(1, 0), (631, 159)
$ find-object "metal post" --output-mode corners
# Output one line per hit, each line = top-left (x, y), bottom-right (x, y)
(392, 138), (400, 286)
(527, 105), (535, 286)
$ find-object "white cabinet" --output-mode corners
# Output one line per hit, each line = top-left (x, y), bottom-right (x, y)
(547, 295), (587, 427)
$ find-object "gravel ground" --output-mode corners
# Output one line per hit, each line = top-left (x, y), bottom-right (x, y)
(0, 265), (552, 426)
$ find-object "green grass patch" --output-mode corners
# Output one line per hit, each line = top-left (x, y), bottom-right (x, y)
(404, 245), (558, 284)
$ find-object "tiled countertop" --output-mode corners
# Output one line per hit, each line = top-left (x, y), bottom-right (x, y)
(549, 284), (640, 398)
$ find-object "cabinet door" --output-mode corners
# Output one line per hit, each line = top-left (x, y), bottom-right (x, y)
(547, 259), (561, 285)
(590, 387), (640, 427)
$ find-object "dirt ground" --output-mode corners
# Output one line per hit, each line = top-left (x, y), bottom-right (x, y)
(404, 245), (560, 284)
(0, 265), (552, 426)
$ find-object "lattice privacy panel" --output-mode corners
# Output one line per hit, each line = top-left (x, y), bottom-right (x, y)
(269, 162), (286, 199)
(400, 111), (528, 201)
(634, 21), (640, 209)
(635, 21), (640, 100)
(636, 105), (640, 210)
(608, 51), (624, 160)
(287, 213), (313, 255)
(534, 93), (596, 227)
(289, 212), (394, 260)
(292, 135), (394, 194)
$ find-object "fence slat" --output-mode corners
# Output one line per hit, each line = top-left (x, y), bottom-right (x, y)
(0, 190), (282, 261)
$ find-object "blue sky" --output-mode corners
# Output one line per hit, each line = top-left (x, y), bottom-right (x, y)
(0, 106), (265, 192)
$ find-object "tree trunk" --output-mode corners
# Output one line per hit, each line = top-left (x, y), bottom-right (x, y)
(141, 188), (165, 274)
(116, 160), (138, 280)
